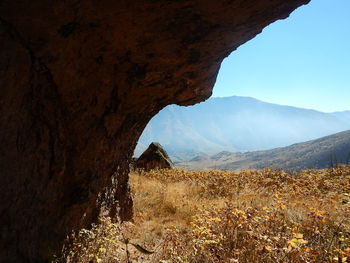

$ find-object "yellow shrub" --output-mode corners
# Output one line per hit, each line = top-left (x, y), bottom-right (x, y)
(56, 166), (350, 262)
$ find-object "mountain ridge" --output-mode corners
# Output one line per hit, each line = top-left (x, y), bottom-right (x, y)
(177, 129), (350, 171)
(135, 96), (350, 161)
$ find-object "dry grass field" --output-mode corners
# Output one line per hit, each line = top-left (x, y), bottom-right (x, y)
(56, 166), (350, 263)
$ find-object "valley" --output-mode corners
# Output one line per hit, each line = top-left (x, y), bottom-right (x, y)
(136, 96), (350, 162)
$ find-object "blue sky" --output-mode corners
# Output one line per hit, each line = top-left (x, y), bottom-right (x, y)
(213, 0), (350, 113)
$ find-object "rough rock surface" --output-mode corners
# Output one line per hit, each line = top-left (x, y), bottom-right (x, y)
(136, 142), (174, 171)
(0, 0), (310, 262)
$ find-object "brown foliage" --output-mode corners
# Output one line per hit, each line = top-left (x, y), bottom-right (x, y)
(56, 166), (350, 262)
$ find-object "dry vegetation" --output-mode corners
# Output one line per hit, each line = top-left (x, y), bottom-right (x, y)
(55, 166), (350, 263)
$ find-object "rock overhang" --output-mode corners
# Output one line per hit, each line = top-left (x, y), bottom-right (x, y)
(0, 0), (311, 261)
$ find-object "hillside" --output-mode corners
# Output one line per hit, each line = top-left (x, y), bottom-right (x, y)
(178, 129), (350, 171)
(135, 96), (350, 161)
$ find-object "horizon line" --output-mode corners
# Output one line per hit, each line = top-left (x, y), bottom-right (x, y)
(209, 95), (350, 114)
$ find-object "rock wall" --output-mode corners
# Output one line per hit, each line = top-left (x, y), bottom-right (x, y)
(0, 0), (310, 261)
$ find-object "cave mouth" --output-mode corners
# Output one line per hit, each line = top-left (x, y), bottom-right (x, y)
(0, 0), (318, 262)
(135, 0), (350, 165)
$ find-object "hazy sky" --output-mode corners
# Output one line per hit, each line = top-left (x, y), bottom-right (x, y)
(213, 0), (350, 113)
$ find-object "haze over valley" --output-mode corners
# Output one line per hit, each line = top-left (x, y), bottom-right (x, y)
(135, 96), (350, 163)
(178, 129), (350, 171)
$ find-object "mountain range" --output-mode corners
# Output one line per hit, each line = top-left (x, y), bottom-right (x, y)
(177, 129), (350, 171)
(135, 96), (350, 161)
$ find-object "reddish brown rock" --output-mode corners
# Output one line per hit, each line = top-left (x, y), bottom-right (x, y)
(0, 0), (310, 262)
(136, 142), (174, 171)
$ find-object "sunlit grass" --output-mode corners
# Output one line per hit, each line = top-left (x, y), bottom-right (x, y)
(55, 166), (350, 262)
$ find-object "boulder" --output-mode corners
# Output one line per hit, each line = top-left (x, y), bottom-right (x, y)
(136, 142), (174, 171)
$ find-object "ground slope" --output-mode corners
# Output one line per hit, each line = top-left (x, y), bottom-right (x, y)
(179, 129), (350, 171)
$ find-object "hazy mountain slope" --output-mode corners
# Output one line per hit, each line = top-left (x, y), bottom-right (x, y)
(135, 96), (350, 160)
(331, 111), (350, 123)
(178, 130), (350, 171)
(135, 106), (231, 162)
